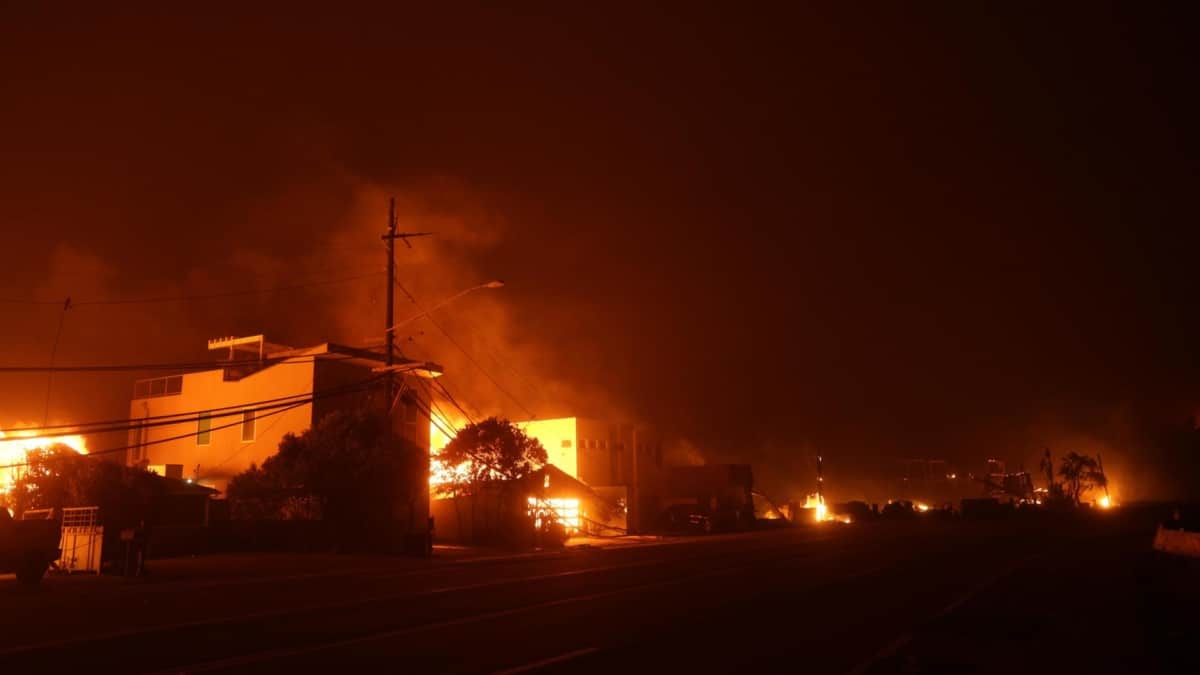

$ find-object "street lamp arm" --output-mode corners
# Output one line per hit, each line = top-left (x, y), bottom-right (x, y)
(385, 280), (504, 333)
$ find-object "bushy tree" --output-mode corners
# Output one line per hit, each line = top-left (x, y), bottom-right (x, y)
(228, 410), (422, 527)
(1057, 452), (1108, 505)
(4, 444), (160, 525)
(439, 417), (547, 497)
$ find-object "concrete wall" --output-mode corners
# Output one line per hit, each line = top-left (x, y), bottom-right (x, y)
(574, 418), (618, 486)
(518, 417), (578, 478)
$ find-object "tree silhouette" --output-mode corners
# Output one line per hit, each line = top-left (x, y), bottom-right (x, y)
(228, 409), (422, 527)
(1057, 452), (1108, 505)
(438, 417), (547, 497)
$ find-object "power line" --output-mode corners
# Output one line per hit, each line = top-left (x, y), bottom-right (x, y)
(0, 272), (382, 308)
(0, 399), (312, 471)
(0, 354), (361, 374)
(447, 311), (547, 406)
(207, 399), (313, 472)
(417, 380), (463, 441)
(1, 376), (384, 439)
(393, 278), (535, 419)
(408, 395), (512, 483)
(431, 378), (478, 425)
(0, 297), (61, 306)
(0, 377), (384, 470)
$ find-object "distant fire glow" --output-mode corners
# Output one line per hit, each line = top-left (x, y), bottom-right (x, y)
(1097, 495), (1113, 509)
(0, 429), (89, 494)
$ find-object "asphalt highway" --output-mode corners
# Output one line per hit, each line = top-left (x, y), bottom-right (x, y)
(0, 512), (1189, 674)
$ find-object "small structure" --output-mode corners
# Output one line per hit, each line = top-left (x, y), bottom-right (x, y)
(502, 417), (664, 532)
(431, 465), (618, 545)
(20, 506), (103, 574)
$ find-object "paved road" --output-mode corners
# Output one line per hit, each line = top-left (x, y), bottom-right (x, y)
(0, 512), (1191, 674)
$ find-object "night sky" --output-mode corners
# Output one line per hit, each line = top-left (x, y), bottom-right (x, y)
(2, 4), (1197, 500)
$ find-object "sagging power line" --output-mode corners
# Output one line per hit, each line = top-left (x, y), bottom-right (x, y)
(0, 375), (387, 471)
(0, 272), (382, 307)
(0, 354), (361, 374)
(0, 376), (385, 444)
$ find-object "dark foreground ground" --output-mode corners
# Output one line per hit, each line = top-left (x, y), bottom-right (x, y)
(0, 507), (1194, 674)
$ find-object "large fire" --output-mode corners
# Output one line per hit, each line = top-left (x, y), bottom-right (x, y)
(429, 412), (471, 495)
(804, 493), (851, 524)
(0, 428), (89, 494)
(527, 497), (581, 532)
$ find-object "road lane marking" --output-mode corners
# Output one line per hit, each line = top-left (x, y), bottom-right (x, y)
(154, 546), (883, 674)
(79, 527), (830, 596)
(491, 647), (600, 674)
(0, 560), (657, 658)
(0, 534), (836, 659)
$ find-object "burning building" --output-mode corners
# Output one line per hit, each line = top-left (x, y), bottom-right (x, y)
(430, 464), (612, 544)
(126, 335), (442, 496)
(429, 416), (665, 535)
(513, 417), (665, 532)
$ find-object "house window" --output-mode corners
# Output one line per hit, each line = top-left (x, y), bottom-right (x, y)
(197, 412), (212, 445)
(133, 375), (184, 399)
(241, 410), (256, 442)
(561, 439), (572, 448)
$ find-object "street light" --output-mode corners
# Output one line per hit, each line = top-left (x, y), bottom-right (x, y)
(385, 280), (505, 334)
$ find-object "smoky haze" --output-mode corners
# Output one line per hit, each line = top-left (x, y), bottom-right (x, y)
(1, 4), (1198, 502)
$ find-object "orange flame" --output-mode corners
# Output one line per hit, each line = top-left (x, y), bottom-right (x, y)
(0, 428), (88, 494)
(429, 412), (471, 495)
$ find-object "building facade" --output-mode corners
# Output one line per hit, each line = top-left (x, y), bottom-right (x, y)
(128, 336), (442, 502)
(515, 417), (663, 532)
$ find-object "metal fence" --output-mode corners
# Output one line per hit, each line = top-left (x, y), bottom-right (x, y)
(58, 506), (104, 573)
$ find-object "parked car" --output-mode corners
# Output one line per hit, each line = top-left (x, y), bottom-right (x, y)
(0, 509), (61, 585)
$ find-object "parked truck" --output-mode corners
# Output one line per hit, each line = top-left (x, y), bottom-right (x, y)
(0, 509), (61, 585)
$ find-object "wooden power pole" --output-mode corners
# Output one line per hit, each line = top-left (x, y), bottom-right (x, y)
(380, 198), (433, 381)
(385, 198), (396, 369)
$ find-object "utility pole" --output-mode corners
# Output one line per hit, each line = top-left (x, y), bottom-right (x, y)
(380, 198), (433, 380)
(629, 426), (639, 535)
(816, 454), (824, 502)
(385, 198), (396, 370)
(380, 198), (433, 554)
